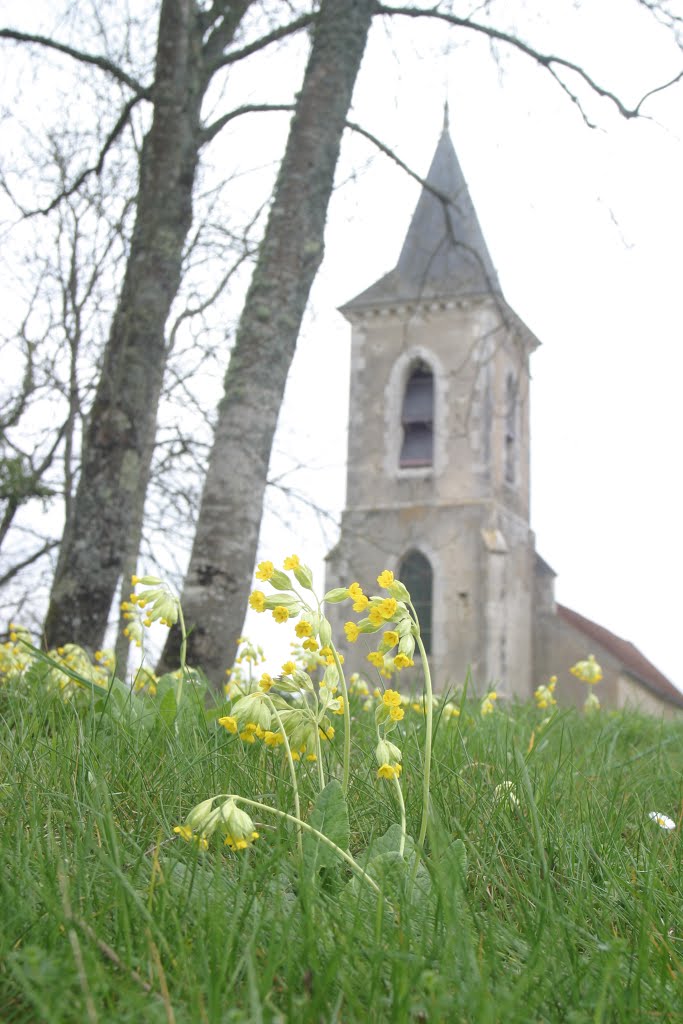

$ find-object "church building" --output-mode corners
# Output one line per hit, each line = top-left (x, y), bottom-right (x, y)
(326, 115), (682, 715)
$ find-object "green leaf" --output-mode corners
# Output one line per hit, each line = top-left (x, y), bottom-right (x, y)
(303, 779), (350, 882)
(159, 688), (177, 727)
(443, 838), (468, 880)
(358, 823), (416, 866)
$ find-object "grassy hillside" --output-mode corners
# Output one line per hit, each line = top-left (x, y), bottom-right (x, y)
(1, 670), (681, 1023)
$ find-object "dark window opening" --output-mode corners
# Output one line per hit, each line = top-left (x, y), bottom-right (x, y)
(400, 363), (434, 468)
(400, 549), (433, 655)
(504, 373), (517, 485)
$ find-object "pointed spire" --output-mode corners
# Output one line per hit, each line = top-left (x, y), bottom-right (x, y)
(341, 120), (502, 313)
(442, 97), (450, 134)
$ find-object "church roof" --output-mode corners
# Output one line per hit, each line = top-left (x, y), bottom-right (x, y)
(341, 114), (502, 313)
(557, 604), (683, 710)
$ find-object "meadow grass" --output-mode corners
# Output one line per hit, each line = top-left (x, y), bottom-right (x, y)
(1, 677), (681, 1023)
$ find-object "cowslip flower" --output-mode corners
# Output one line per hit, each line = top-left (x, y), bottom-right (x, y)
(344, 621), (360, 643)
(272, 606), (290, 623)
(283, 555), (300, 570)
(249, 590), (266, 612)
(382, 689), (402, 708)
(368, 606), (384, 628)
(218, 715), (238, 733)
(255, 561), (274, 581)
(534, 676), (557, 710)
(295, 620), (313, 639)
(570, 654), (603, 684)
(377, 763), (402, 780)
(173, 825), (209, 850)
(348, 582), (369, 612)
(648, 811), (676, 831)
(393, 653), (414, 671)
(377, 569), (395, 589)
(481, 691), (497, 716)
(218, 799), (260, 851)
(377, 598), (397, 621)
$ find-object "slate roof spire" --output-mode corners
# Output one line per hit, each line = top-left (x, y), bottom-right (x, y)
(342, 119), (502, 312)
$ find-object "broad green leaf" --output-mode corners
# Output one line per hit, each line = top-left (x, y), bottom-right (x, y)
(303, 779), (350, 881)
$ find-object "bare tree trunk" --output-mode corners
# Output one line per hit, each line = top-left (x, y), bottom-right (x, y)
(43, 0), (250, 650)
(159, 0), (375, 682)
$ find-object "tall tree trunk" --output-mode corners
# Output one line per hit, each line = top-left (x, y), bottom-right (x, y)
(43, 0), (249, 650)
(159, 0), (375, 682)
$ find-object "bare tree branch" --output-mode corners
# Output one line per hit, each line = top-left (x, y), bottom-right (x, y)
(206, 10), (315, 72)
(0, 28), (150, 97)
(27, 95), (144, 218)
(202, 103), (295, 144)
(0, 540), (59, 589)
(376, 5), (683, 122)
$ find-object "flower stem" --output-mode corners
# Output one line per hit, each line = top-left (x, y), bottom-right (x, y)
(314, 727), (325, 791)
(262, 695), (303, 860)
(393, 775), (407, 857)
(330, 643), (351, 795)
(409, 630), (434, 889)
(174, 604), (188, 722)
(231, 796), (386, 900)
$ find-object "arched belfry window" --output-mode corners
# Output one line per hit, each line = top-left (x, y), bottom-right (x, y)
(399, 550), (433, 655)
(399, 362), (434, 468)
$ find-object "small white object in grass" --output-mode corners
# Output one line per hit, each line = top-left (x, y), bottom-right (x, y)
(648, 812), (676, 831)
(495, 781), (519, 807)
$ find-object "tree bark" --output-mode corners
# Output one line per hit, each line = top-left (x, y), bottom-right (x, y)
(43, 0), (250, 650)
(159, 0), (375, 682)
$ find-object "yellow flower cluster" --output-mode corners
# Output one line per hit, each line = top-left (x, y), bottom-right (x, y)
(174, 797), (260, 853)
(570, 654), (603, 685)
(534, 676), (557, 710)
(480, 691), (497, 716)
(336, 569), (418, 679)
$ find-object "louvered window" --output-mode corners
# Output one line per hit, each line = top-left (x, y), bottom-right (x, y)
(399, 550), (433, 655)
(400, 364), (434, 468)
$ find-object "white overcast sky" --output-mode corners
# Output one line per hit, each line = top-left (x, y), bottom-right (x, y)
(2, 1), (683, 691)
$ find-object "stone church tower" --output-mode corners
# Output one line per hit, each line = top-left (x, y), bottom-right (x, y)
(326, 113), (539, 698)
(327, 114), (683, 713)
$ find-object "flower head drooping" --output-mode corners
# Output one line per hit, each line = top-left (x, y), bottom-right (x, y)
(249, 590), (266, 612)
(218, 799), (260, 851)
(375, 737), (402, 780)
(377, 569), (395, 589)
(648, 811), (676, 831)
(570, 654), (603, 685)
(130, 575), (180, 628)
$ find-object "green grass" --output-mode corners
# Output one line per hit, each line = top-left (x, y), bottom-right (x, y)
(1, 680), (681, 1023)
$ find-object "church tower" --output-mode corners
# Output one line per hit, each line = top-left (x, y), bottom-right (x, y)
(327, 114), (540, 696)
